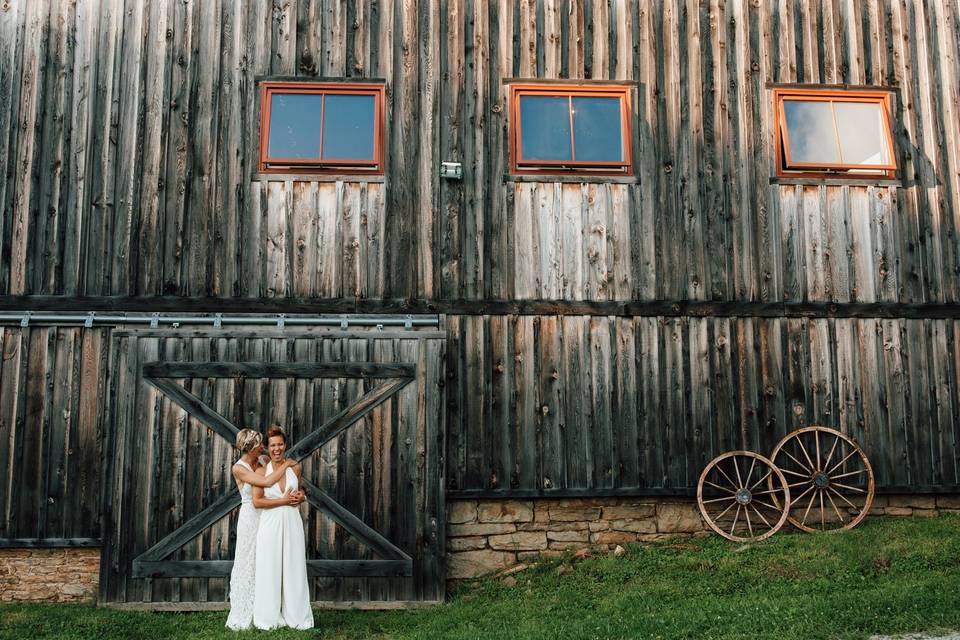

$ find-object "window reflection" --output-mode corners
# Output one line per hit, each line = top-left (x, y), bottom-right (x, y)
(834, 102), (889, 166)
(783, 101), (840, 164)
(322, 94), (376, 161)
(268, 94), (323, 159)
(520, 96), (573, 161)
(572, 97), (623, 162)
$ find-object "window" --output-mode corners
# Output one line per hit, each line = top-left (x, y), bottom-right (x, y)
(509, 84), (633, 175)
(774, 88), (896, 179)
(259, 81), (385, 174)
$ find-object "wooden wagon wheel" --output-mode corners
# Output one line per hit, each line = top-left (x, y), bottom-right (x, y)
(697, 451), (791, 542)
(769, 426), (875, 533)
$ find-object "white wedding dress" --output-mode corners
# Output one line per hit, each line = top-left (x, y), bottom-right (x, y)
(252, 462), (314, 630)
(225, 459), (258, 630)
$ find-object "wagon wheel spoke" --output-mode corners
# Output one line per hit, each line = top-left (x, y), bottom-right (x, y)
(715, 464), (738, 490)
(749, 470), (772, 490)
(779, 467), (811, 479)
(749, 503), (772, 529)
(819, 491), (826, 530)
(829, 468), (867, 481)
(782, 449), (814, 476)
(791, 484), (815, 507)
(714, 500), (738, 521)
(753, 498), (781, 512)
(730, 505), (742, 536)
(824, 489), (846, 525)
(827, 449), (858, 476)
(822, 433), (841, 471)
(800, 490), (817, 526)
(787, 481), (811, 489)
(732, 456), (744, 489)
(814, 430), (822, 471)
(744, 505), (754, 537)
(703, 495), (737, 504)
(797, 434), (818, 474)
(753, 487), (789, 496)
(831, 481), (866, 493)
(703, 480), (736, 494)
(827, 486), (858, 510)
(744, 457), (757, 490)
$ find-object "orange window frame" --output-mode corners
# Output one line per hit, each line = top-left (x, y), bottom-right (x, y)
(258, 81), (385, 175)
(773, 87), (897, 179)
(509, 84), (633, 176)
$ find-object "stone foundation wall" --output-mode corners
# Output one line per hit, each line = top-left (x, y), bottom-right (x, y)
(446, 494), (960, 580)
(0, 548), (100, 602)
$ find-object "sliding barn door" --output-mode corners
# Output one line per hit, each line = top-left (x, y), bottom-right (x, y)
(99, 327), (445, 606)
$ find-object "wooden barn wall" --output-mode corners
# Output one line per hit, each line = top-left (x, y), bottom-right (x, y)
(445, 314), (960, 494)
(0, 0), (959, 303)
(0, 327), (108, 540)
(1, 0), (960, 510)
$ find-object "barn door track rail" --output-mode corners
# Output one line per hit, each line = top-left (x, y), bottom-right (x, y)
(0, 311), (439, 329)
(131, 361), (415, 579)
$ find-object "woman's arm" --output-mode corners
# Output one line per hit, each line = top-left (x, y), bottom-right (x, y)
(251, 469), (302, 509)
(233, 459), (293, 488)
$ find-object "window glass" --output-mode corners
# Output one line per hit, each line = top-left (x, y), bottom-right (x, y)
(572, 96), (623, 162)
(519, 95), (572, 161)
(267, 93), (323, 159)
(322, 94), (376, 160)
(834, 102), (890, 166)
(782, 100), (840, 164)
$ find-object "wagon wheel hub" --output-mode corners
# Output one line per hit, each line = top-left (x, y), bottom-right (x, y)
(735, 488), (752, 505)
(812, 472), (830, 489)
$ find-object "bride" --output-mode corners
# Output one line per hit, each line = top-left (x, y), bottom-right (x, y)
(252, 424), (314, 630)
(224, 429), (298, 631)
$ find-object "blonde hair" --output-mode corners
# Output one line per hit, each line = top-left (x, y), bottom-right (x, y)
(235, 428), (263, 455)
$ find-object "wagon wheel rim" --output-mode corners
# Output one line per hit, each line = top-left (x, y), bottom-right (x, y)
(769, 426), (875, 533)
(697, 451), (791, 543)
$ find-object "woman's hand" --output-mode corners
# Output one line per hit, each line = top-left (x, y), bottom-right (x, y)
(285, 490), (303, 506)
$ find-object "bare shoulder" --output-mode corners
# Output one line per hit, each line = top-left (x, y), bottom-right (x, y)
(292, 461), (302, 474)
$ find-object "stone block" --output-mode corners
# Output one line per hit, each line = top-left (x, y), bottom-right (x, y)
(546, 530), (590, 542)
(447, 550), (516, 579)
(602, 504), (656, 520)
(549, 506), (602, 522)
(609, 519), (657, 534)
(887, 495), (937, 509)
(590, 531), (636, 545)
(448, 536), (487, 552)
(478, 500), (534, 523)
(518, 550), (564, 562)
(656, 503), (704, 533)
(533, 504), (551, 523)
(588, 521), (611, 532)
(884, 506), (912, 517)
(447, 500), (478, 524)
(936, 495), (960, 509)
(488, 531), (548, 551)
(912, 509), (937, 518)
(548, 540), (589, 550)
(448, 522), (517, 537)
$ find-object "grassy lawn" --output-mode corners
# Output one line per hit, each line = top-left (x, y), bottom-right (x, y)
(2, 515), (959, 640)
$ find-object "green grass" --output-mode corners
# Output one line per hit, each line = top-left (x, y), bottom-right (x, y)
(2, 515), (960, 640)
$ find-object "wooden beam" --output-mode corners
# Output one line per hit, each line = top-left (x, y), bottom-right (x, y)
(133, 559), (411, 578)
(135, 490), (240, 562)
(300, 478), (412, 562)
(142, 361), (415, 380)
(285, 377), (413, 461)
(101, 599), (443, 612)
(4, 295), (960, 320)
(0, 537), (101, 548)
(143, 377), (241, 444)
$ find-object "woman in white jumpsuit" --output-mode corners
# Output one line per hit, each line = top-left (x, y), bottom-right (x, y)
(252, 425), (314, 630)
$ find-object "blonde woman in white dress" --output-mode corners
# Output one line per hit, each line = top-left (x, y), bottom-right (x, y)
(224, 429), (298, 631)
(252, 424), (314, 630)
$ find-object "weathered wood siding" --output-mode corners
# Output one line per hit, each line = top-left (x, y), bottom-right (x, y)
(1, 0), (959, 303)
(0, 327), (108, 539)
(1, 0), (959, 513)
(446, 314), (960, 494)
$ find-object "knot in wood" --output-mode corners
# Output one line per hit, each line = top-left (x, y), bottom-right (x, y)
(491, 103), (502, 114)
(541, 404), (549, 415)
(716, 335), (727, 347)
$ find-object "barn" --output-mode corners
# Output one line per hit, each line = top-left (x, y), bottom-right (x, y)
(1, 0), (960, 608)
